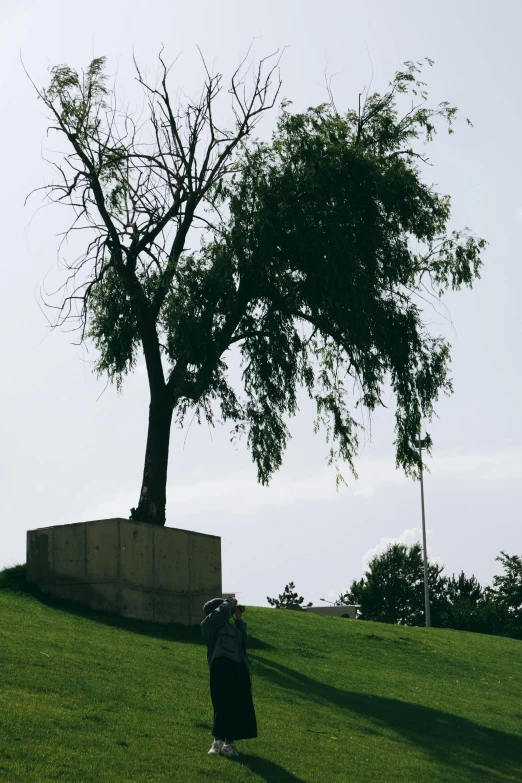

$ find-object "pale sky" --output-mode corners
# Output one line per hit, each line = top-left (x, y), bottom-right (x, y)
(1, 0), (521, 609)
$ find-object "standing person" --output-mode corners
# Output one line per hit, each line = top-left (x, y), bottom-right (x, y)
(201, 596), (258, 756)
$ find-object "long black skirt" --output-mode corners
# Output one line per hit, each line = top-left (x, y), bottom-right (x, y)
(210, 656), (258, 741)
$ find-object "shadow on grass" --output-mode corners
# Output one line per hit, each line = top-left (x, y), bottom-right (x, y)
(249, 653), (522, 782)
(0, 565), (273, 652)
(227, 754), (309, 783)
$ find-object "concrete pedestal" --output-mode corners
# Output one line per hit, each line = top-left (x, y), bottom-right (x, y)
(26, 518), (222, 626)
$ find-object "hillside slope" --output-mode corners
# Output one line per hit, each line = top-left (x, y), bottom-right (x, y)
(0, 583), (521, 783)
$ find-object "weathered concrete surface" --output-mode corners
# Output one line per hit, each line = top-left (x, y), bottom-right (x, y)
(154, 592), (191, 625)
(86, 519), (119, 583)
(154, 527), (189, 592)
(304, 605), (358, 619)
(53, 524), (86, 583)
(26, 528), (54, 583)
(120, 521), (153, 589)
(27, 519), (222, 626)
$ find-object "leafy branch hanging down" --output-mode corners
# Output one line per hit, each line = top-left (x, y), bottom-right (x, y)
(210, 58), (486, 487)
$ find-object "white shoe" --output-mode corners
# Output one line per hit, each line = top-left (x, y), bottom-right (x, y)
(208, 739), (224, 755)
(221, 742), (239, 756)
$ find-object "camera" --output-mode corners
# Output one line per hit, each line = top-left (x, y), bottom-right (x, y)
(235, 604), (246, 614)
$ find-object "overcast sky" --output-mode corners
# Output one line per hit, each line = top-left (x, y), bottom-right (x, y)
(1, 0), (521, 609)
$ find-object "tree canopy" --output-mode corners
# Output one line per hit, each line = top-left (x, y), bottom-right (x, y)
(336, 545), (521, 638)
(31, 54), (486, 523)
(344, 543), (447, 625)
(491, 551), (522, 637)
(209, 63), (485, 487)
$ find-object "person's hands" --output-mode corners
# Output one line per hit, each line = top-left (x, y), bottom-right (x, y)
(234, 606), (244, 620)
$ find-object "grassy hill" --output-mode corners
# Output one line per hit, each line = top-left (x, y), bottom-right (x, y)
(1, 568), (521, 783)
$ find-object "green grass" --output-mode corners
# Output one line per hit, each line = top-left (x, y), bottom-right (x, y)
(1, 566), (521, 783)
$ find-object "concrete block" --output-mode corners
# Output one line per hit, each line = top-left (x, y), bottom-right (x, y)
(86, 520), (119, 582)
(27, 519), (222, 626)
(85, 583), (120, 613)
(120, 584), (153, 621)
(188, 532), (221, 591)
(153, 526), (189, 593)
(26, 528), (53, 584)
(154, 592), (190, 625)
(53, 524), (86, 583)
(42, 583), (87, 604)
(120, 521), (153, 589)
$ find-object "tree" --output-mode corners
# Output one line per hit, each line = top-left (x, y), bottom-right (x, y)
(491, 551), (522, 639)
(343, 543), (447, 625)
(30, 55), (485, 526)
(437, 571), (496, 634)
(30, 51), (281, 525)
(445, 571), (483, 604)
(267, 581), (313, 610)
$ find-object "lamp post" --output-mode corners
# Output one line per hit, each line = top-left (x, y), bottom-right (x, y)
(417, 435), (431, 628)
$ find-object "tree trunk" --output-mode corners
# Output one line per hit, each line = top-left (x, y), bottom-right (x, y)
(129, 391), (175, 526)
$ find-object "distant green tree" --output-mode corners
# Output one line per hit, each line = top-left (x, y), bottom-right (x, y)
(445, 571), (483, 603)
(452, 594), (512, 637)
(342, 543), (447, 625)
(437, 571), (505, 634)
(491, 552), (522, 639)
(267, 581), (313, 610)
(340, 552), (520, 637)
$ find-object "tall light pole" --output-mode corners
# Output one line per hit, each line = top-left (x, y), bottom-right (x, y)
(417, 434), (431, 628)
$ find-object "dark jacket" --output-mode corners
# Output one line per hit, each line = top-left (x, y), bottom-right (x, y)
(200, 597), (251, 673)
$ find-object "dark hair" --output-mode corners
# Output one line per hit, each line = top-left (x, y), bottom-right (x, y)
(203, 597), (228, 616)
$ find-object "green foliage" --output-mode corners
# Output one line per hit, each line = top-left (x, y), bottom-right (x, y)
(39, 56), (486, 494)
(43, 58), (128, 216)
(343, 543), (447, 625)
(44, 57), (108, 140)
(0, 564), (30, 593)
(98, 145), (129, 213)
(446, 571), (484, 604)
(441, 593), (512, 637)
(430, 555), (521, 640)
(266, 581), (313, 610)
(438, 571), (510, 636)
(340, 549), (521, 639)
(86, 266), (141, 394)
(211, 60), (486, 485)
(491, 551), (522, 639)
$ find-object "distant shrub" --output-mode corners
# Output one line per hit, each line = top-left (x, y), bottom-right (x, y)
(0, 564), (30, 592)
(267, 581), (313, 610)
